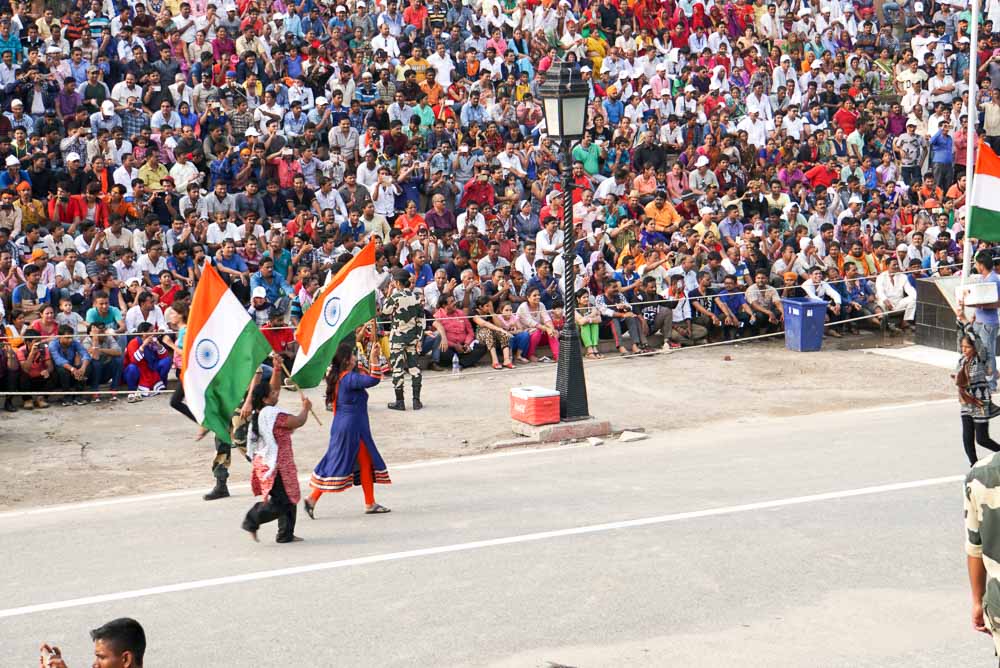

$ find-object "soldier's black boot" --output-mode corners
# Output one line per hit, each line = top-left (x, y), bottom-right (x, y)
(412, 385), (422, 410)
(387, 388), (406, 411)
(203, 479), (229, 501)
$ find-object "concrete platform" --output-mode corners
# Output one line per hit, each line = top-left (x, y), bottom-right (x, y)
(862, 344), (958, 370)
(510, 416), (613, 443)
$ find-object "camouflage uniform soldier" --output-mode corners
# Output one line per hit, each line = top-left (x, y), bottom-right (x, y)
(204, 407), (251, 500)
(965, 454), (1000, 654)
(383, 268), (425, 411)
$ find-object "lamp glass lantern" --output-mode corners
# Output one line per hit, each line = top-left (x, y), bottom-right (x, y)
(539, 60), (590, 141)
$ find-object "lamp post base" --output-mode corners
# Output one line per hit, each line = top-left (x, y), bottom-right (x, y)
(555, 322), (589, 421)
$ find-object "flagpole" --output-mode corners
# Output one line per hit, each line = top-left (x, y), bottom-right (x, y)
(962, 0), (981, 285)
(280, 360), (323, 426)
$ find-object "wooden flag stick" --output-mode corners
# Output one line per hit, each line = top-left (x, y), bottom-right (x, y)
(279, 360), (322, 426)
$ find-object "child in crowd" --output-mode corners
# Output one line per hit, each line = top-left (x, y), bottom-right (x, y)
(575, 289), (603, 359)
(56, 298), (87, 334)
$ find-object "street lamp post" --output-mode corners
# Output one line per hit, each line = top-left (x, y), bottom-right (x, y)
(539, 60), (590, 421)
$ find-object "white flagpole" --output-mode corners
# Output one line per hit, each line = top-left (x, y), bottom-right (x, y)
(961, 0), (981, 285)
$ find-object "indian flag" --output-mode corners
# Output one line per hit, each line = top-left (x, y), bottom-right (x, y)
(970, 141), (1000, 242)
(182, 262), (272, 441)
(290, 242), (380, 388)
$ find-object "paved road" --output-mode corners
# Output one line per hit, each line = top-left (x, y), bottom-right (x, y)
(0, 399), (989, 667)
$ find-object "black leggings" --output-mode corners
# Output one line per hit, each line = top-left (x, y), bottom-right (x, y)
(170, 384), (196, 422)
(962, 415), (1000, 466)
(243, 473), (297, 542)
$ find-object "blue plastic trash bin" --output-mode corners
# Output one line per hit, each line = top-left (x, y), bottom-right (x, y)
(783, 298), (828, 352)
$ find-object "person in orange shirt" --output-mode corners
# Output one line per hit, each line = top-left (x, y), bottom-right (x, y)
(632, 164), (659, 201)
(403, 0), (429, 33)
(643, 190), (682, 234)
(105, 185), (139, 222)
(419, 69), (444, 106)
(394, 200), (426, 242)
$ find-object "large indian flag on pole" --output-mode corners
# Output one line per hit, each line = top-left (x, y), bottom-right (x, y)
(290, 242), (379, 388)
(970, 141), (1000, 242)
(181, 263), (272, 441)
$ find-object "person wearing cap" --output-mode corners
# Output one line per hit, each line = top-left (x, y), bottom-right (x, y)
(689, 155), (720, 195)
(0, 154), (28, 191)
(894, 117), (927, 185)
(90, 99), (122, 135)
(382, 267), (425, 411)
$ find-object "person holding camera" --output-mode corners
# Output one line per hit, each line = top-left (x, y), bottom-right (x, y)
(15, 327), (53, 409)
(40, 617), (146, 668)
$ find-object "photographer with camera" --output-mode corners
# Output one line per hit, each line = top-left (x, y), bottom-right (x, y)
(39, 617), (146, 668)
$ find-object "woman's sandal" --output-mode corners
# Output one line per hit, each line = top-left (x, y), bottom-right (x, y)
(365, 503), (391, 514)
(585, 353), (598, 359)
(503, 362), (514, 369)
(492, 362), (502, 370)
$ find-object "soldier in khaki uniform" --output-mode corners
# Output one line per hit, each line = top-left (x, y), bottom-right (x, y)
(383, 268), (425, 411)
(965, 452), (1000, 658)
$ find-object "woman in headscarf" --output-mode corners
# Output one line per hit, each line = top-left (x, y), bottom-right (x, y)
(691, 3), (710, 30)
(242, 358), (311, 544)
(303, 340), (391, 519)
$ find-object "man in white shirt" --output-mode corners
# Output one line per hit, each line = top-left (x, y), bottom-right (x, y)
(135, 243), (169, 286)
(927, 61), (956, 106)
(125, 292), (168, 332)
(110, 72), (142, 109)
(572, 190), (600, 234)
(253, 91), (285, 133)
(535, 216), (563, 261)
(427, 43), (455, 88)
(875, 257), (917, 328)
(737, 108), (769, 149)
(745, 82), (774, 122)
(514, 242), (538, 280)
(168, 151), (201, 192)
(355, 151), (380, 190)
(55, 248), (88, 298)
(205, 218), (239, 249)
(456, 202), (487, 235)
(802, 265), (844, 337)
(112, 154), (139, 196)
(113, 250), (143, 285)
(781, 106), (805, 141)
(371, 24), (400, 63)
(369, 169), (399, 218)
(496, 143), (527, 179)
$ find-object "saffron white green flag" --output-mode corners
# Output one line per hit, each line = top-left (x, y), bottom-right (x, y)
(181, 262), (272, 441)
(969, 140), (1000, 242)
(290, 242), (379, 388)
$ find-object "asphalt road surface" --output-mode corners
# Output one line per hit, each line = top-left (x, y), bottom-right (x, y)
(0, 398), (989, 667)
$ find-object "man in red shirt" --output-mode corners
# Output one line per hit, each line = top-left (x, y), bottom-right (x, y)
(261, 307), (296, 373)
(805, 157), (841, 189)
(459, 170), (496, 210)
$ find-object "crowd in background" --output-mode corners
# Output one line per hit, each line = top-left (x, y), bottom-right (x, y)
(0, 0), (989, 412)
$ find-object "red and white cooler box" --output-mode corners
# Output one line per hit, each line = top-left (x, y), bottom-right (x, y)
(509, 386), (560, 426)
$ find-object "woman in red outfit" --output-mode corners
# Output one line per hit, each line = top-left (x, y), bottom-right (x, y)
(242, 359), (311, 544)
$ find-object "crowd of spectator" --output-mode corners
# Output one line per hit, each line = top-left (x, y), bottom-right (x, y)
(0, 0), (986, 413)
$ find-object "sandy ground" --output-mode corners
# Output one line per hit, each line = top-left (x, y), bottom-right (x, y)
(0, 335), (953, 510)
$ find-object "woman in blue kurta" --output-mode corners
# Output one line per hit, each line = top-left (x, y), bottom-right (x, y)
(304, 341), (392, 518)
